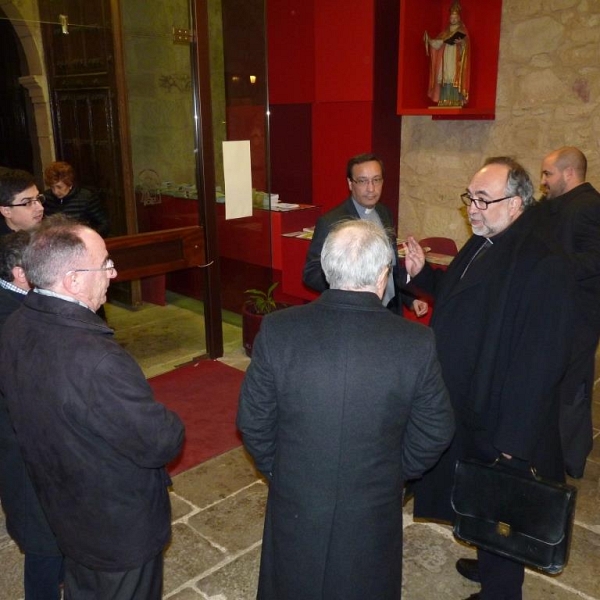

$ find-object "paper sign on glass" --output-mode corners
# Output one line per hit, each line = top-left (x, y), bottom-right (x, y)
(223, 140), (252, 220)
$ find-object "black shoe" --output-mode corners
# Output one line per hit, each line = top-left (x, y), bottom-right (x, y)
(456, 558), (480, 583)
(463, 595), (480, 600)
(566, 468), (584, 479)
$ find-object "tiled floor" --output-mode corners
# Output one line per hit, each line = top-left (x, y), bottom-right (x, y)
(0, 298), (599, 599)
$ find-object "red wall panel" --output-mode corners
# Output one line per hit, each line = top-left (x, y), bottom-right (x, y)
(267, 0), (315, 104)
(314, 0), (374, 102)
(312, 102), (373, 213)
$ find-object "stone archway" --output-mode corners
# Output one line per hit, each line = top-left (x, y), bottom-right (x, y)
(0, 0), (55, 173)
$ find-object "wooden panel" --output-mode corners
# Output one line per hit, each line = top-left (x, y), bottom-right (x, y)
(270, 103), (313, 206)
(40, 0), (128, 237)
(106, 226), (205, 282)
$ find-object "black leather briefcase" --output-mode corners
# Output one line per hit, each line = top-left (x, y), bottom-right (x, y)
(451, 458), (577, 574)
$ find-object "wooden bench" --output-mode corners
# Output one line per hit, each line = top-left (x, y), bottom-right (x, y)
(105, 226), (205, 283)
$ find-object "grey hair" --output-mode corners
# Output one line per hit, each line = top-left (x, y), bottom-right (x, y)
(0, 230), (30, 281)
(23, 219), (88, 289)
(484, 156), (535, 208)
(322, 219), (393, 291)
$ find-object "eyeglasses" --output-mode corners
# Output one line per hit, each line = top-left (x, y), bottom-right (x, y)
(67, 259), (116, 276)
(10, 194), (45, 208)
(460, 192), (514, 210)
(351, 177), (384, 187)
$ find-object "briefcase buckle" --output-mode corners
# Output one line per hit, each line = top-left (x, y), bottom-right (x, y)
(496, 521), (511, 537)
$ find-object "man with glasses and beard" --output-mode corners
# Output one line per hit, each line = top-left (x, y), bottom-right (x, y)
(404, 157), (575, 600)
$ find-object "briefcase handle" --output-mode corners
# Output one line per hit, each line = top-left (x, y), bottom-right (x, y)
(492, 455), (538, 479)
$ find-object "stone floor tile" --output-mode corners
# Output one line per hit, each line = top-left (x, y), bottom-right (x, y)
(549, 524), (600, 598)
(0, 542), (24, 600)
(195, 546), (261, 600)
(165, 588), (204, 599)
(523, 571), (595, 599)
(188, 482), (267, 554)
(172, 447), (261, 510)
(568, 460), (600, 530)
(171, 490), (196, 522)
(163, 522), (225, 595)
(402, 522), (480, 599)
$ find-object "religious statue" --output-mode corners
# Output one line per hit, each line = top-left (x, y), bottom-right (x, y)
(424, 1), (470, 107)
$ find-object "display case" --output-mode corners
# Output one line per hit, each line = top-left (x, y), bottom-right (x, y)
(397, 0), (503, 120)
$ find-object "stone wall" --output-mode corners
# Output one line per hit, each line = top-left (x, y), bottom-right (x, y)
(1, 0), (54, 173)
(398, 0), (600, 248)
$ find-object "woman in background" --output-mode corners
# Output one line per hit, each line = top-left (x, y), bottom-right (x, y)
(43, 161), (109, 237)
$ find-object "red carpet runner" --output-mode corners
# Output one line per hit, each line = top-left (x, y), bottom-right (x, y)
(148, 360), (245, 476)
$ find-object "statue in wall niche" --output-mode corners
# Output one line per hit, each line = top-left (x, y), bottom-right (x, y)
(424, 1), (470, 107)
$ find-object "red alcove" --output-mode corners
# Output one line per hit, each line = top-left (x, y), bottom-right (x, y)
(397, 0), (503, 120)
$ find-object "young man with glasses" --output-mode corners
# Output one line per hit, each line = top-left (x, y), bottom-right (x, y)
(303, 153), (427, 317)
(0, 220), (184, 599)
(0, 169), (45, 234)
(403, 157), (576, 600)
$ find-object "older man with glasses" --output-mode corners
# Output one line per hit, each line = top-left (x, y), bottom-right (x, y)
(0, 219), (184, 599)
(0, 169), (45, 234)
(403, 157), (576, 600)
(303, 152), (427, 317)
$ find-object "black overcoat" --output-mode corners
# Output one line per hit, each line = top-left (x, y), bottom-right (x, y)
(412, 210), (576, 521)
(0, 293), (184, 570)
(536, 185), (600, 474)
(237, 290), (455, 600)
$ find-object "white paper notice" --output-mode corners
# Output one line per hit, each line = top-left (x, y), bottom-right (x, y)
(223, 140), (253, 220)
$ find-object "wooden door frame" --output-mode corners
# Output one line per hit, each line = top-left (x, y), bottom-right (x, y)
(190, 0), (223, 358)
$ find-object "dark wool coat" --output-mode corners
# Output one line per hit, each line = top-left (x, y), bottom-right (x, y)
(412, 209), (576, 522)
(0, 288), (60, 556)
(302, 197), (414, 311)
(237, 290), (455, 600)
(535, 183), (600, 475)
(0, 293), (184, 570)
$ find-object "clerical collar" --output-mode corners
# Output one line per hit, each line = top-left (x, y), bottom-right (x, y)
(352, 197), (374, 216)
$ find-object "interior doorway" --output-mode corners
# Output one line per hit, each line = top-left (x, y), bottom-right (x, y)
(0, 7), (35, 172)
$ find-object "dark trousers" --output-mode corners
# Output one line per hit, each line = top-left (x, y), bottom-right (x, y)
(477, 548), (524, 600)
(63, 553), (163, 600)
(24, 553), (64, 600)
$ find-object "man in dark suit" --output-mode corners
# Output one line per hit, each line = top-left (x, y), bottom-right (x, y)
(0, 231), (65, 599)
(537, 146), (600, 479)
(303, 153), (427, 317)
(404, 157), (575, 600)
(238, 219), (455, 600)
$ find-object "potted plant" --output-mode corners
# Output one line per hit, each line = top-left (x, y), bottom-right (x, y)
(242, 282), (286, 357)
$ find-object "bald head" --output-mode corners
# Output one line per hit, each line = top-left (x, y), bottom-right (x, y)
(541, 146), (587, 199)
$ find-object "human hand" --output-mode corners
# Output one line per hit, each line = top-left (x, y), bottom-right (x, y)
(404, 236), (426, 278)
(411, 299), (429, 317)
